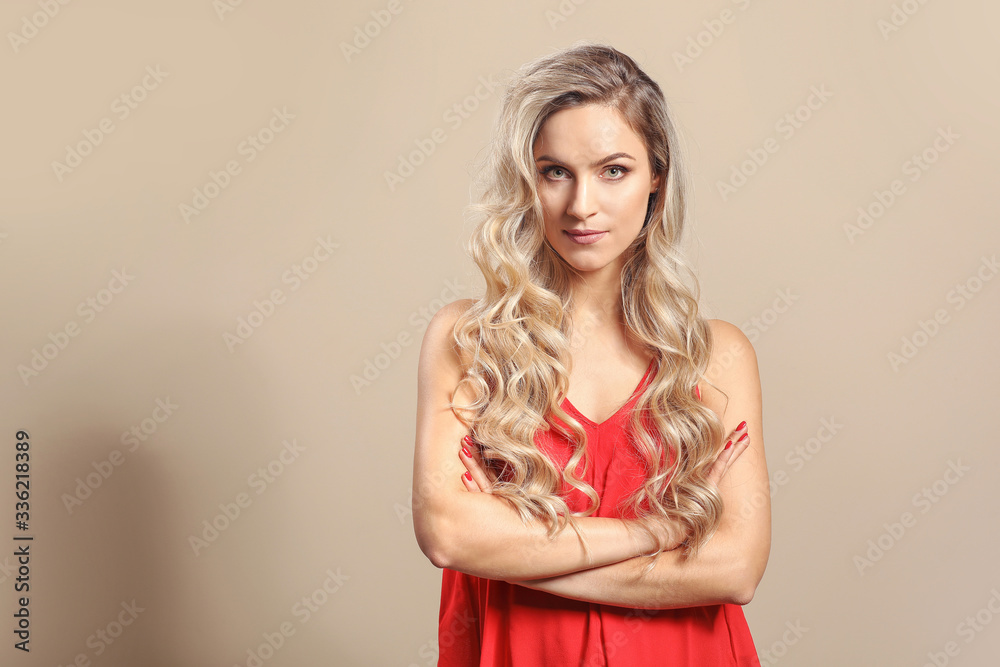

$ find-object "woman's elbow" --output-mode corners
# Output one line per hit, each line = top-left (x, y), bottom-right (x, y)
(413, 497), (461, 570)
(422, 543), (451, 570)
(415, 522), (449, 569)
(727, 556), (767, 605)
(729, 581), (757, 606)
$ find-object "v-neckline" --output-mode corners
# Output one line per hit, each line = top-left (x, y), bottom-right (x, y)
(562, 357), (657, 428)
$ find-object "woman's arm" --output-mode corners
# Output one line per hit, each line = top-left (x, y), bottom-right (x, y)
(412, 299), (670, 581)
(460, 320), (771, 608)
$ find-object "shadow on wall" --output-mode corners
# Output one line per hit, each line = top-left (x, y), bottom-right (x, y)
(26, 320), (295, 667)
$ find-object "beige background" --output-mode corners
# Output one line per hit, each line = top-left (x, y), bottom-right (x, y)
(1, 1), (998, 665)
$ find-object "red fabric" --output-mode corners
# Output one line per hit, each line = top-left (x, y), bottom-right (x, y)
(438, 360), (761, 666)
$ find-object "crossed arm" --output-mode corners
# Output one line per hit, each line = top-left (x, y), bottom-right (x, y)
(459, 420), (768, 608)
(412, 302), (770, 608)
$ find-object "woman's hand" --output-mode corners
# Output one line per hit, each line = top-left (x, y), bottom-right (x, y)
(458, 435), (493, 494)
(707, 420), (751, 490)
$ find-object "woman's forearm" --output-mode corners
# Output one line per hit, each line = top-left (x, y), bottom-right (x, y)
(508, 512), (769, 609)
(417, 489), (675, 581)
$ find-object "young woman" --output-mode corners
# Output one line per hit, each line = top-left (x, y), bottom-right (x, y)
(412, 42), (770, 666)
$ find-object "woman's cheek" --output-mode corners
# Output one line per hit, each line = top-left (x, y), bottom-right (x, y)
(625, 183), (649, 219)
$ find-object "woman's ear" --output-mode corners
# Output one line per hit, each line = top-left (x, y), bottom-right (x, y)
(650, 172), (662, 194)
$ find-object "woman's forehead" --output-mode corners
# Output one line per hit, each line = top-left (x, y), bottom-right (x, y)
(533, 105), (646, 163)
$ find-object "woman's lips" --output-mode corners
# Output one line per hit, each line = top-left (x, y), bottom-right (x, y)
(564, 230), (607, 245)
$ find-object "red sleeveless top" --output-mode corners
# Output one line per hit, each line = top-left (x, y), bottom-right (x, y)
(437, 359), (761, 666)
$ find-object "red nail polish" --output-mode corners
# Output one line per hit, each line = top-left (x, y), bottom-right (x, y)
(463, 471), (472, 481)
(463, 435), (473, 446)
(737, 421), (747, 430)
(694, 385), (701, 401)
(461, 446), (471, 457)
(737, 433), (748, 443)
(724, 440), (732, 450)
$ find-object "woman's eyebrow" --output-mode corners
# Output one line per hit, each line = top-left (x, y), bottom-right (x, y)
(534, 152), (636, 168)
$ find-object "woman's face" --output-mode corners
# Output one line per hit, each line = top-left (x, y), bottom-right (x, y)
(533, 103), (660, 276)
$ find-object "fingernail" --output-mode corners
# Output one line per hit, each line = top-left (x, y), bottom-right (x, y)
(463, 471), (472, 481)
(694, 385), (701, 401)
(724, 440), (732, 450)
(463, 435), (473, 446)
(737, 433), (748, 443)
(461, 446), (471, 457)
(737, 421), (747, 430)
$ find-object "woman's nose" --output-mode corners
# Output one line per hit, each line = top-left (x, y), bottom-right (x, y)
(566, 179), (597, 220)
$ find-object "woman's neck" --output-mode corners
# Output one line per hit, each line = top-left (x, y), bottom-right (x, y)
(567, 266), (624, 323)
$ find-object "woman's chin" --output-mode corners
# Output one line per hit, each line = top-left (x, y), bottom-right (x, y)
(559, 255), (618, 276)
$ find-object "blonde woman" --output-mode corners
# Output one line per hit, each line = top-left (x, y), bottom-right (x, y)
(413, 42), (770, 666)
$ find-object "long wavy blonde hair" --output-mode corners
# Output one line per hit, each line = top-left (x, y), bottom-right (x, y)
(449, 42), (727, 562)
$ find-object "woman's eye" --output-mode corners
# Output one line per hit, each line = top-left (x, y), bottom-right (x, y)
(540, 165), (628, 180)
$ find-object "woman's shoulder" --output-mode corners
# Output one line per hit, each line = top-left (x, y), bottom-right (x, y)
(419, 298), (478, 374)
(703, 318), (759, 386)
(705, 318), (753, 351)
(423, 298), (477, 343)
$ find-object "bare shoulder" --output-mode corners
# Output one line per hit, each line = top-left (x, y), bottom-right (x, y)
(702, 318), (761, 407)
(706, 319), (757, 366)
(417, 298), (477, 387)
